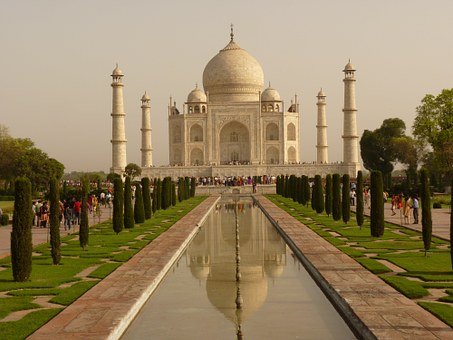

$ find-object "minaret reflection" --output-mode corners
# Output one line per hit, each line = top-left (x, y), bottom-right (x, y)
(187, 198), (287, 334)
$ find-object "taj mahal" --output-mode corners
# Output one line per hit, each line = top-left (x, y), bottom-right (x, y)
(110, 27), (361, 179)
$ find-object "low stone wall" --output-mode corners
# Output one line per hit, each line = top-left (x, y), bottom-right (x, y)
(142, 163), (361, 180)
(195, 184), (275, 196)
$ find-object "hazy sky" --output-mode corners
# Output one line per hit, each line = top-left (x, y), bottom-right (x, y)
(1, 0), (452, 172)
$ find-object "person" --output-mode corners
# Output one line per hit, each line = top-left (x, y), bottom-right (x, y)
(403, 195), (413, 224)
(73, 199), (81, 225)
(39, 201), (49, 228)
(350, 189), (356, 206)
(391, 195), (397, 216)
(64, 203), (72, 231)
(252, 181), (257, 193)
(412, 195), (419, 224)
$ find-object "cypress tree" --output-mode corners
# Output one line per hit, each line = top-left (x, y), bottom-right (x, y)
(171, 182), (177, 206)
(311, 183), (316, 211)
(124, 176), (135, 229)
(370, 170), (384, 237)
(325, 174), (332, 216)
(314, 175), (324, 214)
(300, 176), (307, 205)
(177, 177), (183, 202)
(141, 177), (152, 219)
(342, 174), (350, 224)
(161, 177), (169, 209)
(11, 177), (33, 282)
(356, 171), (364, 229)
(420, 169), (432, 255)
(49, 178), (61, 264)
(332, 174), (342, 221)
(185, 177), (190, 200)
(296, 177), (302, 204)
(190, 177), (196, 197)
(156, 178), (162, 210)
(284, 175), (290, 198)
(79, 176), (89, 249)
(151, 179), (157, 213)
(290, 175), (297, 201)
(303, 176), (311, 206)
(134, 183), (145, 223)
(112, 177), (124, 234)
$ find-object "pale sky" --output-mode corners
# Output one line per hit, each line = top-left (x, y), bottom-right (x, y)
(1, 0), (452, 172)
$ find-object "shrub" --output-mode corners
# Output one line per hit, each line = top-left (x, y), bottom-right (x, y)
(370, 170), (384, 237)
(134, 183), (145, 223)
(356, 170), (364, 228)
(433, 202), (442, 209)
(342, 174), (350, 224)
(325, 174), (332, 216)
(303, 176), (310, 206)
(11, 177), (33, 282)
(314, 175), (324, 213)
(49, 178), (61, 264)
(123, 176), (135, 229)
(171, 182), (177, 206)
(0, 213), (9, 225)
(190, 177), (196, 197)
(420, 169), (432, 255)
(141, 177), (152, 219)
(332, 174), (341, 221)
(112, 177), (124, 234)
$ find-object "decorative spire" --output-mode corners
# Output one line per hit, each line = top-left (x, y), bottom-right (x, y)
(230, 23), (234, 42)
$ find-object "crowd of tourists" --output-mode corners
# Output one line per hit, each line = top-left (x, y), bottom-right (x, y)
(197, 175), (276, 187)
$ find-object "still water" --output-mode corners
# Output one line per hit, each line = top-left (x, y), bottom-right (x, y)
(122, 197), (355, 339)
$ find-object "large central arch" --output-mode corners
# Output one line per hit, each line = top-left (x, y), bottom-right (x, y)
(219, 121), (250, 164)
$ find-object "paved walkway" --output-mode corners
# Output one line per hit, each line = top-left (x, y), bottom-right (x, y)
(0, 206), (113, 259)
(257, 195), (452, 339)
(352, 203), (451, 241)
(29, 196), (219, 340)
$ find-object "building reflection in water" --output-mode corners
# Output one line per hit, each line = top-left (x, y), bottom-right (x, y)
(186, 198), (287, 333)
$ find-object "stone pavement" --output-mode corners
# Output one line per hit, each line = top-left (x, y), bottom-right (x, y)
(0, 206), (113, 259)
(352, 203), (451, 241)
(256, 195), (452, 339)
(29, 196), (219, 340)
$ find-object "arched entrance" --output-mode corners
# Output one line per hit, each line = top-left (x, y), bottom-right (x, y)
(190, 148), (204, 165)
(219, 121), (250, 164)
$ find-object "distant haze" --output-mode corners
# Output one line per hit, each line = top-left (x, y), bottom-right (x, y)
(1, 0), (452, 172)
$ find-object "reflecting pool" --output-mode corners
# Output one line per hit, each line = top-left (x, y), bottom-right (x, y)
(122, 197), (355, 339)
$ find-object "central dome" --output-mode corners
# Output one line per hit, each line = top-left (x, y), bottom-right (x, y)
(202, 37), (264, 102)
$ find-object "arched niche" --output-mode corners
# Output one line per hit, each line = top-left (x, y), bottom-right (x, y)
(287, 146), (297, 163)
(287, 123), (296, 141)
(190, 124), (203, 142)
(190, 148), (204, 165)
(266, 123), (279, 141)
(266, 146), (279, 164)
(219, 121), (250, 164)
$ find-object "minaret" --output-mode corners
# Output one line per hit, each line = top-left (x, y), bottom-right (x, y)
(316, 88), (328, 164)
(140, 92), (153, 167)
(110, 64), (127, 174)
(342, 60), (359, 164)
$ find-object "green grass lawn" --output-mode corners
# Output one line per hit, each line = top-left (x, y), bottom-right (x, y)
(0, 201), (14, 215)
(0, 196), (206, 339)
(266, 194), (453, 327)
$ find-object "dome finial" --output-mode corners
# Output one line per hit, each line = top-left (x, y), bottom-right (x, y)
(230, 23), (234, 42)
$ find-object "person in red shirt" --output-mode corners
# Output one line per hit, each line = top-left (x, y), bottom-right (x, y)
(73, 199), (82, 225)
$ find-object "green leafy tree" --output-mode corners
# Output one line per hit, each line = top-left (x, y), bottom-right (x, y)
(49, 178), (61, 264)
(325, 174), (332, 216)
(314, 175), (324, 214)
(300, 176), (306, 205)
(124, 176), (134, 229)
(360, 118), (408, 189)
(141, 177), (152, 219)
(332, 174), (342, 221)
(450, 178), (453, 269)
(413, 89), (453, 187)
(342, 174), (350, 224)
(11, 177), (33, 281)
(112, 177), (124, 234)
(419, 169), (432, 255)
(177, 177), (183, 202)
(156, 179), (162, 210)
(356, 171), (364, 229)
(370, 170), (384, 237)
(79, 176), (89, 249)
(151, 179), (157, 213)
(303, 176), (310, 206)
(134, 182), (145, 223)
(171, 182), (177, 206)
(184, 177), (190, 200)
(124, 163), (142, 181)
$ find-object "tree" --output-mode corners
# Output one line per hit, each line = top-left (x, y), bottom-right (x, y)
(360, 118), (407, 189)
(134, 183), (145, 223)
(151, 179), (157, 213)
(356, 171), (364, 229)
(342, 174), (350, 224)
(177, 177), (183, 202)
(171, 182), (177, 206)
(124, 163), (142, 180)
(107, 172), (121, 183)
(124, 176), (135, 229)
(156, 179), (162, 210)
(300, 176), (307, 205)
(413, 89), (453, 187)
(49, 178), (61, 264)
(419, 169), (432, 255)
(325, 174), (332, 216)
(112, 177), (124, 234)
(11, 178), (33, 281)
(161, 177), (169, 209)
(450, 178), (453, 270)
(141, 177), (152, 219)
(190, 177), (196, 197)
(370, 170), (384, 237)
(79, 176), (89, 249)
(332, 174), (342, 221)
(314, 175), (324, 214)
